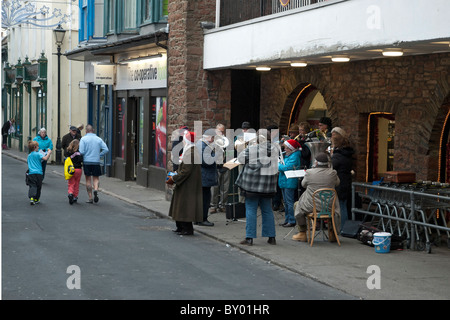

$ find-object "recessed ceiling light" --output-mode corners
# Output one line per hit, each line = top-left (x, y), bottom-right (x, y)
(382, 49), (403, 57)
(290, 62), (308, 67)
(256, 66), (271, 71)
(331, 56), (350, 62)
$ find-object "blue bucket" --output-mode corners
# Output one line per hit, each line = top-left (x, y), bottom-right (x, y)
(373, 232), (391, 253)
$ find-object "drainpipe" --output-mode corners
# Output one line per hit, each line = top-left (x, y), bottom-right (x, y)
(216, 0), (220, 28)
(68, 1), (73, 126)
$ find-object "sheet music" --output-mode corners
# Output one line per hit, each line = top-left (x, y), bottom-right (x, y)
(223, 158), (241, 170)
(284, 170), (306, 179)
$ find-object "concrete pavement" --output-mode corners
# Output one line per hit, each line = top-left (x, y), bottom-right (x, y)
(4, 148), (450, 300)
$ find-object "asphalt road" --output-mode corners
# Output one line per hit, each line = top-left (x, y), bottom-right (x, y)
(2, 155), (355, 302)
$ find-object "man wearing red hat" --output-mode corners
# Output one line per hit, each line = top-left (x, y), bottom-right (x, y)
(278, 139), (302, 227)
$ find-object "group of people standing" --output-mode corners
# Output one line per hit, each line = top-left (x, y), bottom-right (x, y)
(26, 124), (109, 206)
(167, 117), (355, 246)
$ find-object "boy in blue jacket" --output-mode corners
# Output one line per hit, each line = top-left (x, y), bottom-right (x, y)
(278, 139), (301, 227)
(27, 140), (52, 204)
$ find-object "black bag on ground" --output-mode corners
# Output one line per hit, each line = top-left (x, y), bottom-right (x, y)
(225, 202), (246, 220)
(341, 220), (362, 238)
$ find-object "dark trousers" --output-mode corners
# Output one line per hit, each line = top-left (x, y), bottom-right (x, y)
(202, 187), (212, 221)
(41, 160), (47, 179)
(28, 174), (44, 199)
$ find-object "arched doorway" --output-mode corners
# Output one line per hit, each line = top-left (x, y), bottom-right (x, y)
(283, 83), (329, 135)
(438, 95), (450, 183)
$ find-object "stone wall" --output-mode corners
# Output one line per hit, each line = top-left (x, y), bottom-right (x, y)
(167, 0), (231, 172)
(260, 53), (450, 182)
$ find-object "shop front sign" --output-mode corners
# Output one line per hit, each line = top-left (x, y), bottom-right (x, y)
(115, 56), (167, 90)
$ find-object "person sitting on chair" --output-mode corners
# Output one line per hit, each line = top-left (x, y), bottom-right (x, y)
(292, 152), (340, 242)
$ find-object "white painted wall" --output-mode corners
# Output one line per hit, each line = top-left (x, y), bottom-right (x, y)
(5, 1), (86, 157)
(204, 0), (450, 69)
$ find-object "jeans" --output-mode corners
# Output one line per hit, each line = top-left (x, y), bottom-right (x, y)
(281, 188), (296, 224)
(244, 196), (276, 239)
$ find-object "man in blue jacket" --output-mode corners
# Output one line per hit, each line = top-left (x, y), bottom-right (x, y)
(79, 125), (109, 204)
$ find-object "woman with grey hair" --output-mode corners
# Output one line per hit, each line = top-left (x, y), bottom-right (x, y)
(33, 128), (54, 180)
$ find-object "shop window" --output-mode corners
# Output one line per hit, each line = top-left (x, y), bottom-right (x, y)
(123, 0), (137, 30)
(138, 98), (144, 163)
(154, 97), (166, 168)
(12, 88), (22, 137)
(36, 88), (46, 131)
(104, 0), (116, 34)
(142, 0), (168, 24)
(116, 97), (126, 158)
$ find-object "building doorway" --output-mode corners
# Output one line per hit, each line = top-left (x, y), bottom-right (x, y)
(366, 112), (395, 182)
(127, 97), (144, 180)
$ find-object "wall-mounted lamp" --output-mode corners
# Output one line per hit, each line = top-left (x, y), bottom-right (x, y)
(290, 62), (308, 67)
(382, 48), (403, 57)
(331, 56), (350, 62)
(256, 66), (271, 71)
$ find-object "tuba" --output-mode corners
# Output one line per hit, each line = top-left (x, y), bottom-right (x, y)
(305, 141), (331, 167)
(214, 135), (230, 149)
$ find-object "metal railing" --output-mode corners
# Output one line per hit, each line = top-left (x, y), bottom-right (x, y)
(218, 0), (331, 27)
(351, 182), (450, 253)
(272, 0), (328, 14)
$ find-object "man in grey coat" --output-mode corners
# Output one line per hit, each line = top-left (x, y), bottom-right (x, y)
(292, 152), (340, 242)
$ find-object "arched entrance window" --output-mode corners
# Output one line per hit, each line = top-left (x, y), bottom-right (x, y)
(285, 83), (329, 135)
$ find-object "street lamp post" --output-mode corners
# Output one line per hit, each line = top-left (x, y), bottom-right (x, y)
(53, 25), (66, 164)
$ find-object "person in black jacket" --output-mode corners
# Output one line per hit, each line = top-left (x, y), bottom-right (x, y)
(2, 118), (15, 149)
(62, 126), (82, 158)
(195, 128), (218, 227)
(330, 127), (354, 232)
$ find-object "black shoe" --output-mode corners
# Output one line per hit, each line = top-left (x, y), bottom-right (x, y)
(178, 230), (194, 236)
(267, 237), (276, 245)
(68, 194), (74, 205)
(172, 228), (182, 233)
(197, 220), (214, 227)
(282, 223), (296, 228)
(240, 238), (253, 246)
(93, 190), (99, 203)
